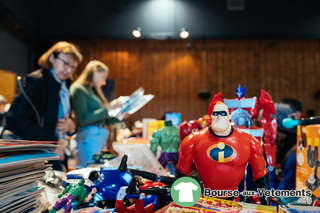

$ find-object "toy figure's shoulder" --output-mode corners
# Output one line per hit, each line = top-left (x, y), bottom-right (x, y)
(151, 129), (160, 137)
(232, 128), (257, 142)
(233, 127), (252, 137)
(234, 127), (261, 146)
(191, 126), (209, 137)
(186, 127), (210, 141)
(170, 126), (180, 134)
(179, 129), (209, 154)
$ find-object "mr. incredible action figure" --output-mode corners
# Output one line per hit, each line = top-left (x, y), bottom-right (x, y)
(150, 120), (180, 168)
(49, 179), (88, 213)
(176, 101), (270, 205)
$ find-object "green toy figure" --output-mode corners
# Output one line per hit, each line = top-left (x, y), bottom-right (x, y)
(49, 178), (88, 213)
(150, 120), (181, 168)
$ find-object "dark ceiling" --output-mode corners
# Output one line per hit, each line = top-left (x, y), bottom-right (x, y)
(1, 0), (320, 42)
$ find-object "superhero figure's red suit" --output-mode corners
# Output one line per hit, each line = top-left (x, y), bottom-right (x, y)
(177, 126), (268, 190)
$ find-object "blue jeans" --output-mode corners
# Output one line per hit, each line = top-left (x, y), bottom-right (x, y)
(75, 125), (109, 166)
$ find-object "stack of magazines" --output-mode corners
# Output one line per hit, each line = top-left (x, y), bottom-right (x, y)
(0, 139), (59, 213)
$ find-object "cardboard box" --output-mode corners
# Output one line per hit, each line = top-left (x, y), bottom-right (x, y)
(142, 118), (157, 138)
(147, 120), (165, 139)
(296, 124), (320, 197)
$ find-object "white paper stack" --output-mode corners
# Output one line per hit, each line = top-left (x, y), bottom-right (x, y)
(0, 139), (59, 213)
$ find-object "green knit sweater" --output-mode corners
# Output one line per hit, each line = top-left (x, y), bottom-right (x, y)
(70, 84), (119, 126)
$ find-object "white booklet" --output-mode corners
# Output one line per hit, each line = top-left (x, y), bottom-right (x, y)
(108, 87), (154, 120)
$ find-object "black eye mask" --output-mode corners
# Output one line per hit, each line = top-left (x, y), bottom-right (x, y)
(212, 111), (228, 116)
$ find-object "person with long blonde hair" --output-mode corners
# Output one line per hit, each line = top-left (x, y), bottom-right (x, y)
(2, 41), (82, 171)
(70, 60), (121, 166)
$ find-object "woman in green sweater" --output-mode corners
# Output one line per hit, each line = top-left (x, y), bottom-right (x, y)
(70, 60), (120, 166)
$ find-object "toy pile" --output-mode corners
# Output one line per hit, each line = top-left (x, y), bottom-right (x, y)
(0, 139), (59, 212)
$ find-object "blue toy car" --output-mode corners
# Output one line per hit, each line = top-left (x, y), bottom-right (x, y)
(66, 167), (139, 208)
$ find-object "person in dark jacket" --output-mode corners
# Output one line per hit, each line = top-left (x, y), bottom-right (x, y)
(2, 41), (83, 171)
(270, 98), (302, 205)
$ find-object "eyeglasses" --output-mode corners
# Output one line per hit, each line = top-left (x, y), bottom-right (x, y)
(57, 57), (76, 70)
(212, 111), (228, 116)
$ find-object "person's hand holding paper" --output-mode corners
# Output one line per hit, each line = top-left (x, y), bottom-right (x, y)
(106, 99), (123, 110)
(108, 87), (154, 120)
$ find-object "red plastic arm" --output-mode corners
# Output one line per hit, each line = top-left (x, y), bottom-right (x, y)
(260, 118), (277, 169)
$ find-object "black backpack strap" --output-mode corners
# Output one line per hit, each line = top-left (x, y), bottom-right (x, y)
(17, 76), (42, 126)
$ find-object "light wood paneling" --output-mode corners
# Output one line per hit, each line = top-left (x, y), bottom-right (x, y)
(70, 39), (320, 122)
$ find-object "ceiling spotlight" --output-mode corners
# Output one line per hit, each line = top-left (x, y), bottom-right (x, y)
(132, 27), (142, 38)
(180, 28), (189, 39)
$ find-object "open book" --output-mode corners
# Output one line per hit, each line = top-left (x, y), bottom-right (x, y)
(108, 87), (154, 120)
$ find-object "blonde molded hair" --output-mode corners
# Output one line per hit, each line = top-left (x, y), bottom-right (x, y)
(73, 60), (109, 105)
(214, 101), (229, 115)
(215, 101), (226, 108)
(38, 41), (83, 69)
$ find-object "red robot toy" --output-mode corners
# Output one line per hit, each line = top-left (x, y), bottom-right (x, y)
(177, 101), (270, 205)
(214, 85), (277, 171)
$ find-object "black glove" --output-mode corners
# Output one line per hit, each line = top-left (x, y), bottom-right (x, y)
(175, 168), (203, 193)
(190, 171), (204, 193)
(254, 172), (270, 205)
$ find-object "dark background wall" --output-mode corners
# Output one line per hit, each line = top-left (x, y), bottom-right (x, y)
(2, 0), (320, 40)
(0, 25), (34, 76)
(0, 0), (36, 76)
(21, 0), (320, 39)
(0, 0), (320, 120)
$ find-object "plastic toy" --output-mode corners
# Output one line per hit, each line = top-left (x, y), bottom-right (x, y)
(116, 199), (155, 213)
(116, 128), (132, 142)
(150, 120), (180, 168)
(41, 170), (67, 190)
(118, 154), (175, 186)
(93, 149), (118, 164)
(179, 115), (212, 141)
(177, 101), (270, 205)
(283, 116), (320, 129)
(117, 154), (175, 212)
(115, 177), (169, 213)
(213, 85), (277, 171)
(49, 178), (88, 213)
(66, 167), (138, 208)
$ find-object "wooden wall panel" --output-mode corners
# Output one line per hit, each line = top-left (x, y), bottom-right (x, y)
(70, 39), (320, 122)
